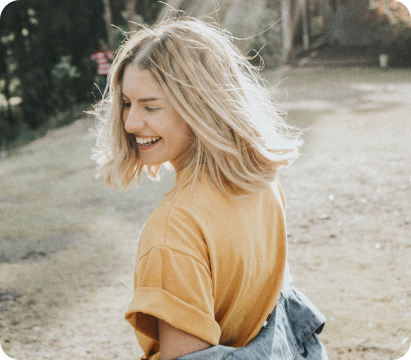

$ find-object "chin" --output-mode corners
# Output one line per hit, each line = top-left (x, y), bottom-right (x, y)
(141, 159), (164, 168)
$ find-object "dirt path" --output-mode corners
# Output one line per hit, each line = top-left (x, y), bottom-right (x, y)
(1, 67), (410, 360)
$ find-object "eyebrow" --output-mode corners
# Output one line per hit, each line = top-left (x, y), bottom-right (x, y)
(138, 97), (163, 103)
(121, 94), (163, 102)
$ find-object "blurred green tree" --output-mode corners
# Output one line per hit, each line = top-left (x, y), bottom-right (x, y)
(0, 0), (163, 147)
(0, 0), (108, 142)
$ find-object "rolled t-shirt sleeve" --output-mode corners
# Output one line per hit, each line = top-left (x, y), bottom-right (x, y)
(125, 246), (221, 346)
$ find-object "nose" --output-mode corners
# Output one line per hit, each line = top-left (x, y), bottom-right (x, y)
(123, 106), (145, 134)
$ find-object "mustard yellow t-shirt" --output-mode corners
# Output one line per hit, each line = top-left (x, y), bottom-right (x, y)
(125, 172), (287, 360)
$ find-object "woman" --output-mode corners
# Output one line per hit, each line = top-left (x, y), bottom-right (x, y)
(93, 17), (327, 360)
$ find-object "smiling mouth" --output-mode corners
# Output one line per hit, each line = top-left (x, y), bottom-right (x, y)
(136, 136), (162, 146)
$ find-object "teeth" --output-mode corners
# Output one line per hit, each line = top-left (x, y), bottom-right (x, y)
(136, 136), (161, 145)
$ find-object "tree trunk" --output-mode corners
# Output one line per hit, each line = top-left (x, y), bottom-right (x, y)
(301, 0), (310, 51)
(281, 0), (293, 63)
(126, 0), (137, 32)
(102, 0), (116, 49)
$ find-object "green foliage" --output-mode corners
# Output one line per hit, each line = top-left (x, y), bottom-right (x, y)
(0, 0), (106, 132)
(51, 55), (81, 111)
(0, 103), (22, 146)
(3, 102), (90, 151)
(0, 0), (162, 148)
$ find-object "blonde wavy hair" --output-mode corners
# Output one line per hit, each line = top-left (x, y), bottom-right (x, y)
(92, 17), (302, 197)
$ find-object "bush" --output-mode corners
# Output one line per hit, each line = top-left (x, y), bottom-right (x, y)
(0, 105), (21, 147)
(51, 55), (80, 112)
(2, 102), (90, 151)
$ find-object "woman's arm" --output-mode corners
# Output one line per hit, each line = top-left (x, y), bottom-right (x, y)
(158, 319), (211, 360)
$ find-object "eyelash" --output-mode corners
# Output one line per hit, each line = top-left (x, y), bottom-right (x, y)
(122, 102), (159, 112)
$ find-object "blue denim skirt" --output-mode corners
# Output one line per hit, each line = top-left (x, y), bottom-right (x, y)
(177, 263), (327, 360)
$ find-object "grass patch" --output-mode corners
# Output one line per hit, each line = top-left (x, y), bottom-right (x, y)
(1, 103), (92, 153)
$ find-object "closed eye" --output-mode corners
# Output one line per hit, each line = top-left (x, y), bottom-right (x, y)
(146, 107), (160, 112)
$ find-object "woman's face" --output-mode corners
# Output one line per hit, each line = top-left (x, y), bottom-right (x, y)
(121, 66), (194, 172)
